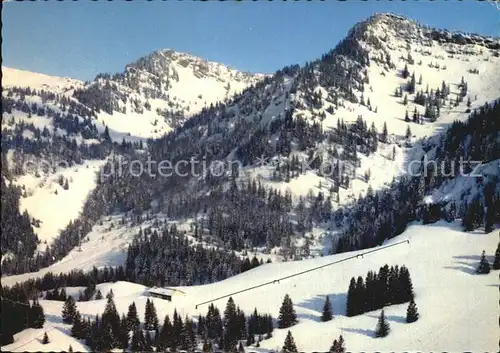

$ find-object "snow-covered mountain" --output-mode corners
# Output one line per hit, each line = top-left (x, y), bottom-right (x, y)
(1, 50), (264, 267)
(1, 12), (499, 352)
(73, 49), (267, 139)
(97, 12), (499, 256)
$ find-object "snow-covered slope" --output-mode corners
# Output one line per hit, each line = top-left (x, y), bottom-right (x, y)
(2, 66), (83, 95)
(3, 222), (498, 352)
(140, 14), (500, 214)
(245, 13), (500, 205)
(1, 50), (265, 253)
(13, 160), (105, 248)
(74, 49), (267, 139)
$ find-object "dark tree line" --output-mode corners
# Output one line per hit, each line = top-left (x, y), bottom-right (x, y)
(125, 225), (252, 287)
(0, 174), (39, 272)
(4, 248), (259, 310)
(0, 287), (46, 345)
(68, 293), (275, 352)
(346, 264), (414, 317)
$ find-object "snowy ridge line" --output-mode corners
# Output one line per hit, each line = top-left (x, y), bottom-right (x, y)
(195, 239), (410, 309)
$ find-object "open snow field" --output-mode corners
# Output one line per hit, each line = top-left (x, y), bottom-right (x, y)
(3, 221), (498, 352)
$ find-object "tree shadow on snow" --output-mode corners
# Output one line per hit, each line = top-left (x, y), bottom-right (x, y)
(342, 327), (374, 338)
(45, 313), (64, 325)
(454, 254), (495, 262)
(444, 254), (494, 275)
(296, 293), (347, 322)
(443, 264), (477, 275)
(367, 313), (406, 324)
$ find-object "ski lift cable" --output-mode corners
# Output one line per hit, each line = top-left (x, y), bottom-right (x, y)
(195, 239), (410, 309)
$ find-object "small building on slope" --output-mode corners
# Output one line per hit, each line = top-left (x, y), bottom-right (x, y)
(148, 287), (186, 301)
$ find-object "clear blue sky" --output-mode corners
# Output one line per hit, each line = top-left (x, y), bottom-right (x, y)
(3, 1), (499, 81)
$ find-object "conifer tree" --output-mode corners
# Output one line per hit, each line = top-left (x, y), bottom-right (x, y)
(86, 315), (99, 350)
(399, 265), (414, 302)
(182, 317), (196, 352)
(476, 250), (491, 274)
(206, 303), (223, 339)
(235, 306), (247, 340)
(62, 296), (77, 324)
(126, 302), (140, 331)
(94, 290), (103, 300)
(406, 299), (419, 323)
(381, 122), (388, 143)
(172, 309), (183, 351)
(493, 242), (500, 270)
(405, 125), (412, 139)
(60, 288), (67, 301)
(329, 334), (346, 353)
(197, 314), (206, 337)
(157, 315), (172, 351)
(118, 314), (129, 350)
(355, 276), (366, 314)
(130, 327), (146, 352)
(223, 297), (238, 350)
(375, 310), (390, 338)
(402, 64), (409, 79)
(409, 72), (416, 93)
(29, 299), (45, 328)
(346, 277), (357, 317)
(282, 330), (298, 353)
(71, 311), (84, 339)
(98, 319), (114, 351)
(144, 298), (159, 330)
(42, 331), (49, 344)
(238, 341), (245, 353)
(321, 295), (333, 322)
(68, 344), (73, 352)
(102, 292), (120, 345)
(278, 294), (297, 328)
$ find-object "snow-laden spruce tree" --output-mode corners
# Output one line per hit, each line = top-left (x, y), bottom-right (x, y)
(144, 298), (159, 330)
(476, 250), (491, 274)
(406, 298), (419, 323)
(321, 295), (333, 322)
(375, 310), (390, 338)
(329, 334), (346, 353)
(126, 302), (140, 331)
(278, 294), (297, 328)
(42, 331), (50, 344)
(493, 242), (500, 270)
(282, 330), (298, 353)
(62, 296), (77, 324)
(29, 299), (45, 328)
